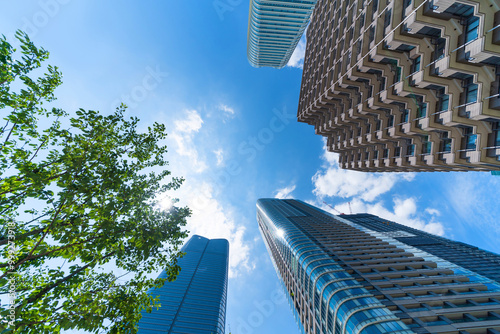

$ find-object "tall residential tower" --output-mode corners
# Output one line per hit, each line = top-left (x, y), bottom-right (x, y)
(247, 0), (318, 68)
(297, 0), (500, 171)
(257, 198), (500, 334)
(137, 235), (229, 334)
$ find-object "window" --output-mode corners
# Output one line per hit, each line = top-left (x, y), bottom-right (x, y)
(359, 14), (365, 30)
(417, 104), (427, 118)
(412, 56), (421, 73)
(402, 109), (409, 123)
(383, 148), (389, 158)
(441, 132), (452, 152)
(465, 16), (479, 43)
(384, 9), (392, 29)
(463, 76), (478, 104)
(463, 127), (477, 150)
(435, 38), (446, 60)
(493, 122), (500, 147)
(394, 147), (401, 157)
(407, 144), (415, 156)
(369, 26), (375, 44)
(438, 93), (449, 112)
(387, 115), (394, 127)
(372, 0), (379, 16)
(422, 135), (432, 154)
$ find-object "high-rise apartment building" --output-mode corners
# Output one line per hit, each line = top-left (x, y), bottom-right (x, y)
(297, 0), (500, 171)
(247, 0), (318, 68)
(257, 198), (500, 334)
(137, 235), (229, 334)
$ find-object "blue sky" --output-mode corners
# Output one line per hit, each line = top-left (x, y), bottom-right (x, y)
(1, 1), (500, 333)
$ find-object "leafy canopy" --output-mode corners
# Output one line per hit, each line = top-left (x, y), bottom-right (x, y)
(0, 31), (190, 333)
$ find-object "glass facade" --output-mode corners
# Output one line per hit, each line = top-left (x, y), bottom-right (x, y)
(247, 0), (318, 68)
(257, 199), (500, 334)
(137, 235), (229, 334)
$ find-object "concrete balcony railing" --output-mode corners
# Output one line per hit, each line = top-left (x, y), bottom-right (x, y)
(460, 150), (481, 163)
(486, 146), (500, 158)
(438, 152), (455, 164)
(423, 154), (434, 165)
(417, 117), (430, 130)
(386, 127), (396, 137)
(410, 70), (424, 87)
(463, 37), (485, 63)
(436, 110), (459, 126)
(401, 122), (411, 133)
(406, 156), (417, 166)
(464, 101), (483, 120)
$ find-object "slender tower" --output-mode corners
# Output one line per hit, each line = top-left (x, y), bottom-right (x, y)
(137, 235), (229, 334)
(257, 198), (500, 334)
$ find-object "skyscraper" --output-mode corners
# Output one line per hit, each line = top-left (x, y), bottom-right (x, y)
(137, 235), (229, 334)
(257, 198), (500, 334)
(297, 0), (500, 171)
(247, 0), (318, 68)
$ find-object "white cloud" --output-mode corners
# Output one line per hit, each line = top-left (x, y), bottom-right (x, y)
(170, 110), (207, 173)
(446, 174), (500, 248)
(311, 145), (444, 237)
(163, 108), (253, 279)
(213, 148), (224, 166)
(425, 208), (440, 216)
(274, 185), (296, 199)
(174, 109), (203, 133)
(218, 104), (235, 116)
(170, 182), (253, 278)
(319, 198), (445, 236)
(287, 35), (306, 69)
(312, 151), (413, 202)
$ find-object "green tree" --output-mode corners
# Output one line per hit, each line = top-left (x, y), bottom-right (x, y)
(0, 31), (190, 333)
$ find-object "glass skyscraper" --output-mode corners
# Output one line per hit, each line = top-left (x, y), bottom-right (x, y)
(137, 235), (229, 334)
(247, 0), (318, 68)
(257, 198), (500, 334)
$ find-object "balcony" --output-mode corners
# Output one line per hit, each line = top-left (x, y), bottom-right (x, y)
(436, 110), (459, 126)
(486, 146), (500, 158)
(406, 156), (417, 166)
(458, 102), (483, 120)
(409, 69), (424, 87)
(417, 117), (430, 130)
(437, 152), (455, 164)
(423, 154), (434, 165)
(459, 149), (481, 163)
(462, 37), (484, 63)
(386, 127), (396, 137)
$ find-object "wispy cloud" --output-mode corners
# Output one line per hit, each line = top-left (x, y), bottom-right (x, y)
(218, 103), (235, 116)
(312, 150), (414, 202)
(274, 185), (296, 199)
(170, 109), (207, 173)
(287, 35), (306, 69)
(164, 108), (253, 278)
(214, 148), (224, 166)
(446, 173), (500, 249)
(182, 182), (253, 278)
(311, 146), (444, 236)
